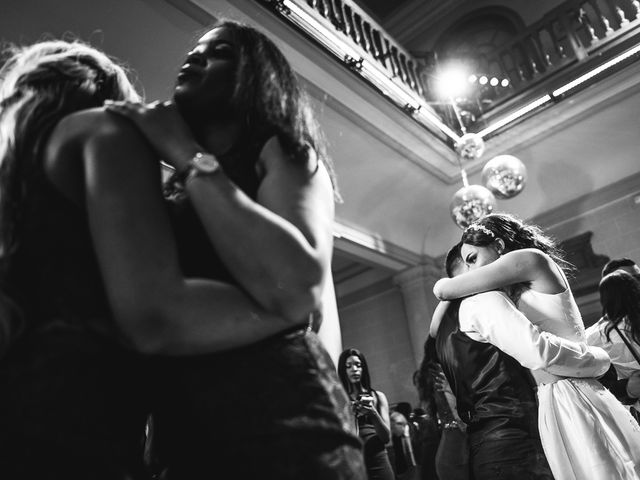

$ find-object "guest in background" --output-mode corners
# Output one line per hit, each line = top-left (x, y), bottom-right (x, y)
(416, 337), (469, 480)
(588, 269), (640, 420)
(389, 411), (419, 480)
(339, 348), (394, 480)
(434, 214), (639, 480)
(407, 403), (440, 479)
(601, 257), (640, 278)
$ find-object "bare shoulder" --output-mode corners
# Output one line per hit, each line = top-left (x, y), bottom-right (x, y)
(501, 248), (552, 276)
(44, 108), (144, 202)
(514, 248), (566, 290)
(506, 248), (548, 263)
(374, 390), (389, 404)
(45, 108), (131, 163)
(260, 139), (330, 185)
(49, 108), (133, 149)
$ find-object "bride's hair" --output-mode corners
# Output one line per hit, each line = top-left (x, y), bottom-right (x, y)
(462, 212), (573, 274)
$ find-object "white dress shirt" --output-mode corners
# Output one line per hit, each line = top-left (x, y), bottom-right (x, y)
(459, 291), (610, 378)
(586, 317), (640, 379)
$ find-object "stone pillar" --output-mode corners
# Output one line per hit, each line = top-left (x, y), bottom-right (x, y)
(393, 259), (443, 369)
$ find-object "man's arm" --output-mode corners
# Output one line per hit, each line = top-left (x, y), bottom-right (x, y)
(459, 291), (610, 377)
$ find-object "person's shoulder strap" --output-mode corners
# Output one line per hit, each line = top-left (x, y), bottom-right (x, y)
(613, 324), (640, 364)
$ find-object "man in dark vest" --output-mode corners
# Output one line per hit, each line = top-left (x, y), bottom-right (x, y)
(429, 243), (610, 480)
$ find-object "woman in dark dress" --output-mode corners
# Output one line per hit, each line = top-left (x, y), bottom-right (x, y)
(0, 20), (364, 480)
(338, 348), (394, 480)
(99, 20), (364, 479)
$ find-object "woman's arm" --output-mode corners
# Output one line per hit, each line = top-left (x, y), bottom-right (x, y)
(185, 137), (335, 323)
(433, 249), (550, 300)
(356, 391), (391, 444)
(429, 300), (451, 338)
(45, 110), (296, 355)
(105, 102), (335, 323)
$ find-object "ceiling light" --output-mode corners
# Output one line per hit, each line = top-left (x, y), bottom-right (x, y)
(435, 64), (470, 98)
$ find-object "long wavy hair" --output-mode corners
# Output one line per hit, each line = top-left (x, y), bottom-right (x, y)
(461, 213), (573, 274)
(0, 39), (139, 356)
(600, 270), (640, 345)
(337, 348), (373, 395)
(191, 20), (339, 198)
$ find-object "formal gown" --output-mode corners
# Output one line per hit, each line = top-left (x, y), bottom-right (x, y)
(519, 268), (640, 480)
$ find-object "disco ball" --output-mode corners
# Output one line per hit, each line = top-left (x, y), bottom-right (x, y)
(455, 133), (485, 162)
(482, 155), (527, 199)
(450, 184), (496, 229)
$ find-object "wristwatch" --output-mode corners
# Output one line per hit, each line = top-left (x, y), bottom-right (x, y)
(177, 152), (221, 185)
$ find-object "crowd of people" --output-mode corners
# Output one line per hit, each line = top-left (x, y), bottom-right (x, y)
(1, 13), (640, 480)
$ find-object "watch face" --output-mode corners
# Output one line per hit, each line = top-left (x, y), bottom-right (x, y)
(193, 153), (220, 173)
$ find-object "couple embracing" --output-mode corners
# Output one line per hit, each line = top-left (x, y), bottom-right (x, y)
(430, 213), (640, 480)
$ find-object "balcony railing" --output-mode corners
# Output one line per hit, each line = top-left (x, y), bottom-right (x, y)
(483, 0), (640, 104)
(259, 0), (640, 138)
(298, 0), (428, 97)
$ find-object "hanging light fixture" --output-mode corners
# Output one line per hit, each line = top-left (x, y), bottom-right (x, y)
(450, 176), (496, 229)
(455, 132), (485, 162)
(482, 154), (528, 199)
(446, 93), (495, 229)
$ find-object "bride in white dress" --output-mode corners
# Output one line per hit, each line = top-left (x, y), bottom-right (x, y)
(434, 213), (640, 480)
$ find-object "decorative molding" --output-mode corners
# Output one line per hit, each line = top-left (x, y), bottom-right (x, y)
(333, 221), (423, 271)
(301, 79), (459, 182)
(337, 277), (398, 310)
(471, 59), (640, 177)
(559, 231), (609, 297)
(385, 0), (465, 46)
(530, 170), (640, 231)
(393, 260), (443, 287)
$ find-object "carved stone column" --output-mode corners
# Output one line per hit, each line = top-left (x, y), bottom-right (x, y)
(393, 259), (443, 368)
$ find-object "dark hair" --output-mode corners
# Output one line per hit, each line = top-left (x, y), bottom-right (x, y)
(0, 39), (139, 356)
(204, 20), (339, 198)
(461, 213), (573, 274)
(337, 348), (372, 394)
(445, 242), (464, 278)
(602, 258), (637, 278)
(415, 336), (439, 420)
(416, 338), (436, 402)
(395, 401), (413, 420)
(600, 270), (640, 345)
